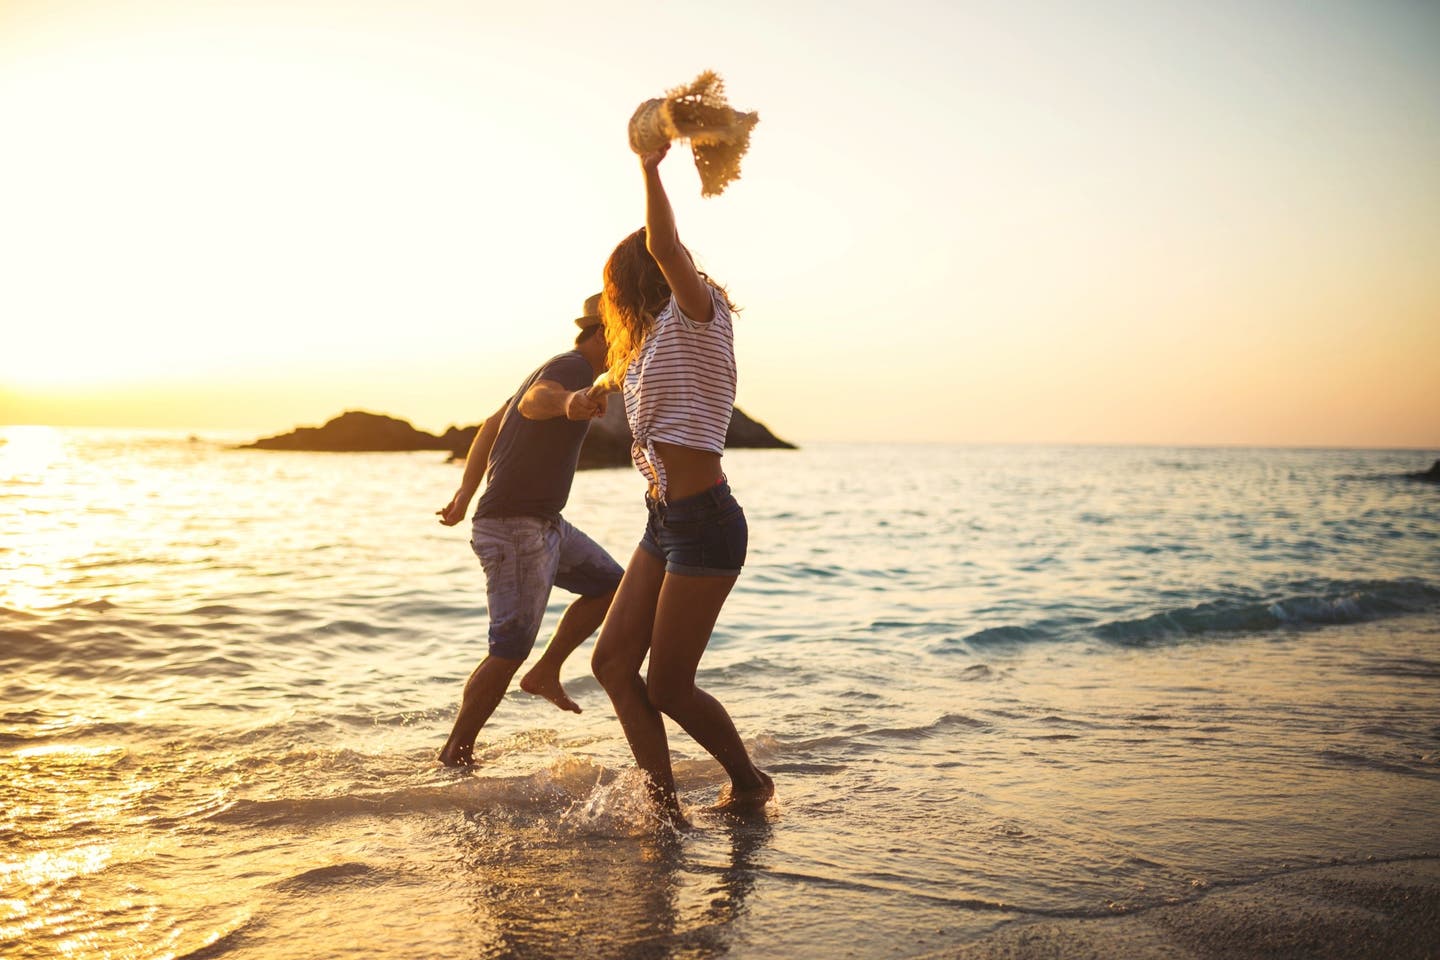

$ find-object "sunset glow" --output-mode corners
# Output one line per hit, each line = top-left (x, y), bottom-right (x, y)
(2, 0), (1438, 446)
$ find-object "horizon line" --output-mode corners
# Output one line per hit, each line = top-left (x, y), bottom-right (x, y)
(2, 422), (1436, 455)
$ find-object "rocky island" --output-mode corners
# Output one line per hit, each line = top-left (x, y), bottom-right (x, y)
(1405, 459), (1440, 483)
(242, 406), (795, 469)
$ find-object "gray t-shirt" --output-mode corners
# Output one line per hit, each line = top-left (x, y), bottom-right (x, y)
(473, 351), (594, 520)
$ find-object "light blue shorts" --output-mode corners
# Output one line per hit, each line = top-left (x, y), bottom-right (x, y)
(471, 515), (623, 660)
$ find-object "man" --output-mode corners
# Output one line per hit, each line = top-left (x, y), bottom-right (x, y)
(435, 295), (622, 767)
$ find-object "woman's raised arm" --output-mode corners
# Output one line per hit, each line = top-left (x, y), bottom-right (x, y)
(641, 144), (714, 324)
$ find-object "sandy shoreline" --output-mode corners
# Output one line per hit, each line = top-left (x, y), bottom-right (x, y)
(923, 857), (1440, 959)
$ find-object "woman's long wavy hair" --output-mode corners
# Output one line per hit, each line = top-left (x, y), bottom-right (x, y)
(600, 227), (731, 386)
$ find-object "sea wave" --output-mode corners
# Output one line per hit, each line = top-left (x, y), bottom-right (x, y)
(944, 578), (1440, 651)
(1094, 578), (1440, 646)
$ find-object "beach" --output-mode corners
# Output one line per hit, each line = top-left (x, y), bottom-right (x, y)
(3, 430), (1438, 958)
(934, 858), (1440, 959)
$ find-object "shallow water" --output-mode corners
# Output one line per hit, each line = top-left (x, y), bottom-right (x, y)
(3, 429), (1439, 958)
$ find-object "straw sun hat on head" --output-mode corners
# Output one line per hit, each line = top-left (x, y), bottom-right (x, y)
(573, 293), (603, 330)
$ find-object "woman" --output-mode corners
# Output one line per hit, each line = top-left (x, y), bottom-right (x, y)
(590, 141), (773, 819)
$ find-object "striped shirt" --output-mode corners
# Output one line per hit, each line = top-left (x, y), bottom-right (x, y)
(623, 285), (736, 500)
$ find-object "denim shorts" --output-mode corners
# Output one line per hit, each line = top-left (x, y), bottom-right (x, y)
(471, 514), (624, 659)
(638, 481), (748, 577)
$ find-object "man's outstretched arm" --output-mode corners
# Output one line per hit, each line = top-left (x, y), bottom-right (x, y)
(437, 401), (507, 526)
(518, 379), (605, 422)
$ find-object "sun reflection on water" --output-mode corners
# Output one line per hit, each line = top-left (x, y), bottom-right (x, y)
(0, 846), (113, 949)
(2, 426), (92, 613)
(0, 425), (66, 478)
(12, 744), (121, 761)
(0, 426), (218, 613)
(0, 845), (112, 894)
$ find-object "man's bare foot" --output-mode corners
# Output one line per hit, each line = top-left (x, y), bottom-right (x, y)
(437, 742), (475, 767)
(519, 669), (581, 714)
(713, 769), (774, 812)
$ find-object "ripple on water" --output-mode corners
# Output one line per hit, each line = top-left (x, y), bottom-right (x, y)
(4, 438), (1440, 959)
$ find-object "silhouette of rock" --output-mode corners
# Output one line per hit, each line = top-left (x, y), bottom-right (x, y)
(242, 411), (451, 452)
(575, 402), (635, 470)
(726, 407), (796, 450)
(1405, 459), (1440, 483)
(243, 406), (795, 468)
(446, 403), (796, 468)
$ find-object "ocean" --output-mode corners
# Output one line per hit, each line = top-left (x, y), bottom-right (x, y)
(3, 427), (1439, 959)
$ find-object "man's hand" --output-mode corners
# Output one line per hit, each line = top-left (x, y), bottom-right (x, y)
(564, 389), (604, 421)
(583, 385), (609, 418)
(436, 492), (469, 526)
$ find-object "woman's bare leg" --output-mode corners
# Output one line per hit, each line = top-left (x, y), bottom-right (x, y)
(646, 573), (772, 809)
(591, 547), (680, 814)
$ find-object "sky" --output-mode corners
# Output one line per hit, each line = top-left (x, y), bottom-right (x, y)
(1, 0), (1438, 446)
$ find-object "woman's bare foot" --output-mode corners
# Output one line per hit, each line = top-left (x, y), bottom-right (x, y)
(713, 769), (774, 812)
(519, 669), (581, 714)
(647, 795), (690, 831)
(437, 741), (475, 767)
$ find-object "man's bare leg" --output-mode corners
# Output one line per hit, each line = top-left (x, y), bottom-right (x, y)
(520, 590), (614, 713)
(438, 653), (523, 766)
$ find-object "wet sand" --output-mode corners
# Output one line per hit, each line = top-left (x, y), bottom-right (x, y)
(929, 857), (1440, 960)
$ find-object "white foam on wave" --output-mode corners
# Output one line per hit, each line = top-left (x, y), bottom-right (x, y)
(208, 753), (612, 828)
